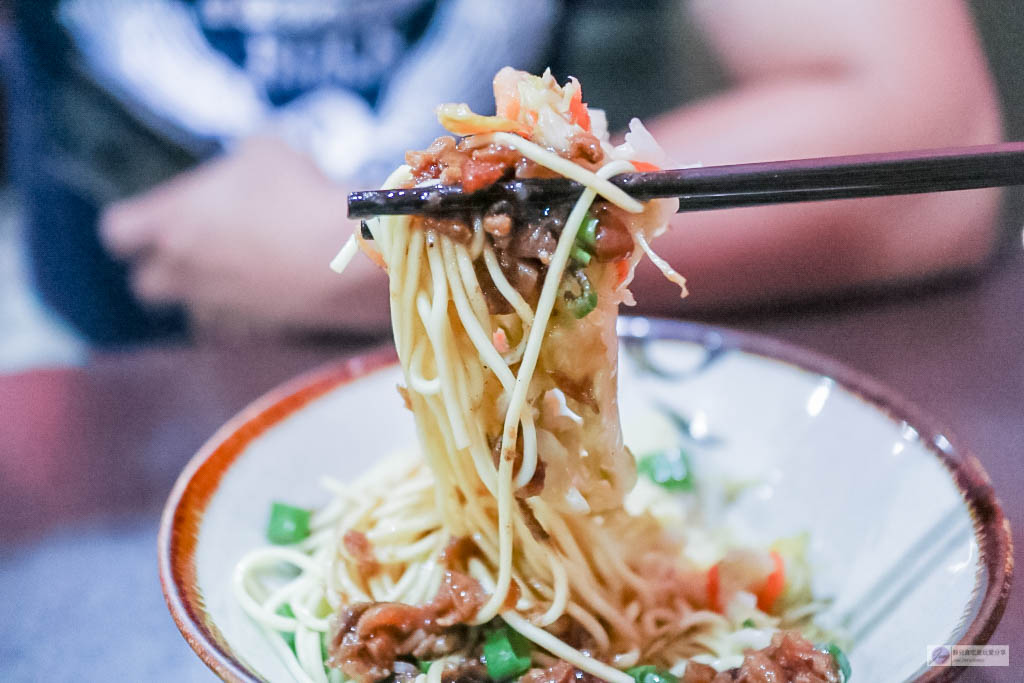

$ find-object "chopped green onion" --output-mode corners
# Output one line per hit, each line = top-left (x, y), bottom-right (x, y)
(276, 604), (296, 652)
(577, 212), (599, 250)
(822, 643), (851, 682)
(267, 502), (311, 544)
(570, 245), (592, 266)
(626, 665), (678, 683)
(637, 448), (694, 491)
(418, 660), (433, 674)
(564, 269), (598, 319)
(483, 626), (532, 680)
(741, 618), (756, 628)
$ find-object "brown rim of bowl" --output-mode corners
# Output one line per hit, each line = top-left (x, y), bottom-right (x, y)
(158, 318), (1012, 683)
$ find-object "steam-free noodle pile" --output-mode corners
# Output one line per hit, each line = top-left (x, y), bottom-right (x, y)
(233, 68), (846, 683)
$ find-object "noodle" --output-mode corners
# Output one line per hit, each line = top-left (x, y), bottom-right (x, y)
(234, 67), (840, 683)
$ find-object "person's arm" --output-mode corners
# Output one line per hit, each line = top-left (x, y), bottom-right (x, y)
(99, 0), (558, 338)
(636, 0), (1003, 311)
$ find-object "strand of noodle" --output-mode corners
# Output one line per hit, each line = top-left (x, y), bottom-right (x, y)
(395, 225), (425, 361)
(310, 489), (350, 527)
(260, 577), (312, 626)
(587, 526), (648, 596)
(499, 158), (635, 471)
(407, 338), (441, 394)
(513, 414), (539, 488)
(318, 476), (351, 498)
(297, 527), (336, 553)
(572, 521), (633, 595)
(501, 612), (633, 683)
(439, 239), (515, 390)
(481, 246), (534, 364)
(538, 507), (639, 641)
(333, 561), (372, 604)
(382, 562), (429, 602)
(635, 231), (688, 296)
(469, 215), (487, 259)
(291, 589), (331, 632)
(363, 513), (440, 543)
(427, 657), (453, 683)
(328, 234), (359, 274)
(481, 247), (533, 324)
(386, 218), (412, 355)
(407, 557), (444, 605)
(415, 347), (472, 515)
(482, 178), (601, 621)
(263, 625), (318, 683)
(374, 531), (443, 562)
(480, 132), (643, 213)
(415, 298), (497, 499)
(424, 559), (444, 599)
(295, 623), (329, 683)
(416, 382), (485, 506)
(233, 578), (298, 631)
(330, 501), (376, 601)
(368, 573), (395, 597)
(534, 554), (570, 626)
(456, 238), (490, 328)
(613, 649), (641, 669)
(422, 238), (470, 448)
(566, 601), (613, 652)
(439, 237), (541, 487)
(237, 547), (324, 577)
(372, 487), (434, 519)
(372, 165), (414, 256)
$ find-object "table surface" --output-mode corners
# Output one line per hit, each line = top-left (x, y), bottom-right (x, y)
(2, 244), (1021, 682)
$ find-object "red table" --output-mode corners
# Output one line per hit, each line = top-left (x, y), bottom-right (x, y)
(2, 244), (1020, 681)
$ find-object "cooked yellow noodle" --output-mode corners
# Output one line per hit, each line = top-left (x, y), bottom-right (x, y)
(235, 130), (824, 682)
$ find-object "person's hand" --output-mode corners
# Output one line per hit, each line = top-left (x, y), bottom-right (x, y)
(100, 136), (390, 338)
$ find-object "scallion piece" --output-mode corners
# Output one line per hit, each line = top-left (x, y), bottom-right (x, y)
(637, 448), (694, 491)
(565, 269), (598, 319)
(267, 502), (311, 544)
(418, 660), (433, 674)
(570, 245), (593, 266)
(577, 211), (599, 250)
(626, 665), (678, 683)
(741, 618), (756, 628)
(483, 626), (532, 680)
(823, 643), (851, 681)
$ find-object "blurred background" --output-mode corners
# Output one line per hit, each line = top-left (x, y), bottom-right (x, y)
(1, 1), (1022, 682)
(0, 0), (1021, 368)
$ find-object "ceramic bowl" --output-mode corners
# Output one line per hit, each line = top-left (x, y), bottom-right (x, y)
(159, 318), (1011, 682)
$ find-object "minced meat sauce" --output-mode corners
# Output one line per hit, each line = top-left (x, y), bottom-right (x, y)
(327, 570), (486, 681)
(329, 570), (837, 683)
(681, 632), (841, 683)
(403, 135), (633, 313)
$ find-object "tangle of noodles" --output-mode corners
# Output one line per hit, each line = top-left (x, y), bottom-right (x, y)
(233, 68), (840, 683)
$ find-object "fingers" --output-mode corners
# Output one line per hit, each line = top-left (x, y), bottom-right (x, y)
(129, 255), (185, 305)
(99, 198), (162, 259)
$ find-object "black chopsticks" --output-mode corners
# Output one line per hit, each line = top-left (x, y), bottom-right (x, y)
(347, 142), (1024, 218)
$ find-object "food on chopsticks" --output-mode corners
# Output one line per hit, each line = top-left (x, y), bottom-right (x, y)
(233, 67), (846, 683)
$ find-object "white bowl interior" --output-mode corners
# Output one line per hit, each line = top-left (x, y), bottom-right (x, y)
(195, 339), (978, 683)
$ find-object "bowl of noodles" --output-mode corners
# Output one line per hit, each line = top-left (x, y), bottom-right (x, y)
(159, 68), (1010, 683)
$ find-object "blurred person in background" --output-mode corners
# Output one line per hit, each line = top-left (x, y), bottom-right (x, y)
(7, 0), (1002, 346)
(10, 0), (559, 344)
